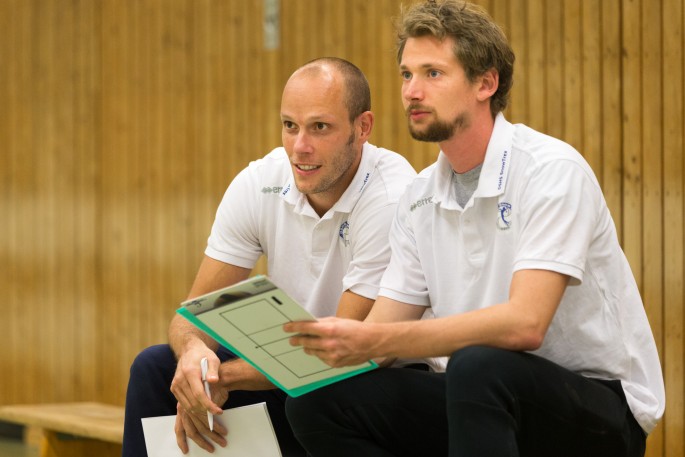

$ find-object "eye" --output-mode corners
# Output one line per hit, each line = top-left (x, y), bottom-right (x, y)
(314, 122), (328, 131)
(400, 71), (412, 81)
(429, 69), (440, 78)
(283, 120), (296, 130)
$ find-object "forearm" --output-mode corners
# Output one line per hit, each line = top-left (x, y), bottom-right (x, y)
(369, 270), (568, 359)
(219, 358), (276, 391)
(373, 302), (551, 360)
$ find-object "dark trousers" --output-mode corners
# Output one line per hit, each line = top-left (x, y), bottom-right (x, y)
(285, 346), (646, 457)
(122, 344), (306, 457)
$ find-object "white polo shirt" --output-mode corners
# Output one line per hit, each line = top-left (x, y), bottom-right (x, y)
(205, 142), (416, 319)
(379, 114), (665, 433)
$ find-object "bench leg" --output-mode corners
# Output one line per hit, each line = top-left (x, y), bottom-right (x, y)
(40, 430), (122, 457)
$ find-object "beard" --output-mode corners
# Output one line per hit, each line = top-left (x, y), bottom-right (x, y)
(313, 131), (357, 193)
(297, 130), (358, 196)
(407, 109), (469, 143)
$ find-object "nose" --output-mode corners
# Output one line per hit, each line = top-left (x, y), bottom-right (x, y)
(292, 130), (313, 154)
(403, 77), (423, 102)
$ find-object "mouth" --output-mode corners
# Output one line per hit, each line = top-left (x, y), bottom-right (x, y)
(295, 164), (321, 172)
(407, 106), (432, 120)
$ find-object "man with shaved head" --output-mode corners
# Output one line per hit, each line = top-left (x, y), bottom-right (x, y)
(122, 57), (417, 457)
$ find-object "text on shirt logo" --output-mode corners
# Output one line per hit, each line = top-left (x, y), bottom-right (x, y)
(410, 196), (433, 212)
(359, 172), (371, 192)
(261, 186), (283, 194)
(497, 150), (509, 191)
(281, 183), (291, 196)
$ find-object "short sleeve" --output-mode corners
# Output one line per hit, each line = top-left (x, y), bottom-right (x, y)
(205, 166), (263, 268)
(341, 201), (399, 299)
(378, 191), (431, 306)
(513, 159), (601, 284)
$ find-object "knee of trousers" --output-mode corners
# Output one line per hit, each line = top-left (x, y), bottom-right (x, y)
(284, 391), (322, 432)
(129, 344), (176, 379)
(285, 387), (346, 435)
(446, 346), (528, 403)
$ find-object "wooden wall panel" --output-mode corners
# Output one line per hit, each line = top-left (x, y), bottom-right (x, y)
(1, 0), (101, 404)
(642, 1), (665, 454)
(562, 0), (583, 152)
(1, 0), (24, 407)
(526, 0), (545, 133)
(662, 0), (685, 454)
(622, 0), (644, 287)
(1, 1), (683, 455)
(581, 0), (602, 177)
(601, 0), (623, 238)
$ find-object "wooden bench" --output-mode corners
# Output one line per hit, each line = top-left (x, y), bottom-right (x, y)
(0, 402), (124, 457)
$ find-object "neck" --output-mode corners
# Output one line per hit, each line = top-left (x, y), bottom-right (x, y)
(440, 113), (495, 173)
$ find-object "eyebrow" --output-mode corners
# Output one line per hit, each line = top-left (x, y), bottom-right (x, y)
(280, 113), (336, 123)
(399, 62), (443, 71)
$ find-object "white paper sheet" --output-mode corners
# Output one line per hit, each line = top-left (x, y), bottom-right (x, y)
(141, 402), (282, 457)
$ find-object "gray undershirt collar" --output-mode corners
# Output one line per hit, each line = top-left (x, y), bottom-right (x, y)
(451, 164), (483, 208)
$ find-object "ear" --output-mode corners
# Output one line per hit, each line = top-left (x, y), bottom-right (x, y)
(356, 111), (374, 142)
(477, 68), (499, 102)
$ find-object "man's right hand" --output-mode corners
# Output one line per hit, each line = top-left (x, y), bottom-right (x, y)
(170, 344), (228, 452)
(174, 402), (228, 454)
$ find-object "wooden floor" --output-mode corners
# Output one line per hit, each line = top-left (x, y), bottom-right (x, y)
(0, 436), (37, 457)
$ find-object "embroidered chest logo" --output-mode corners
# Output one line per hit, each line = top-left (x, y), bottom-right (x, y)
(339, 221), (350, 246)
(497, 202), (512, 230)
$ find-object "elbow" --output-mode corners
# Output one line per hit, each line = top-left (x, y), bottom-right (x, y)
(506, 321), (547, 351)
(516, 330), (545, 351)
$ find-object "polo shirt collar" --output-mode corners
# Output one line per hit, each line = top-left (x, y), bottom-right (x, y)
(433, 113), (514, 210)
(280, 142), (377, 219)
